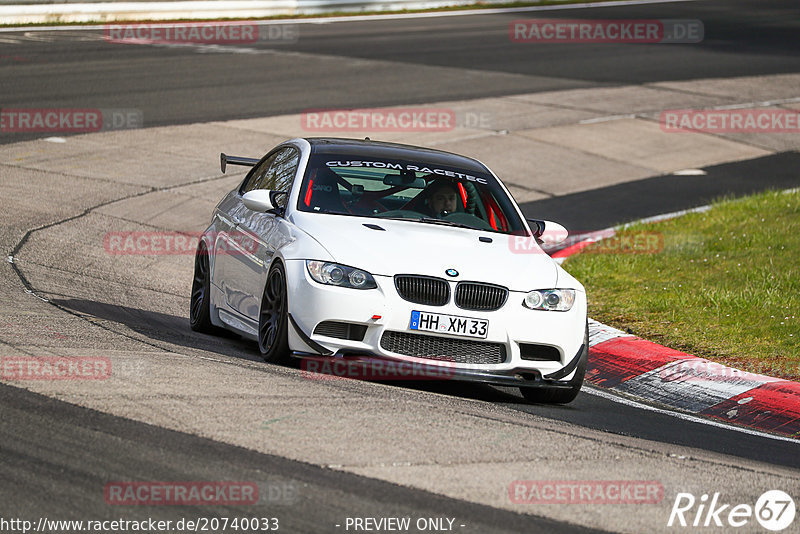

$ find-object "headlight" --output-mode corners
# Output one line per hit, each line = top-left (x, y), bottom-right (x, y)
(306, 261), (377, 289)
(522, 289), (575, 311)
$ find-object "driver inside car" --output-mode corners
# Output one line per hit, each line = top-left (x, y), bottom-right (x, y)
(423, 179), (459, 217)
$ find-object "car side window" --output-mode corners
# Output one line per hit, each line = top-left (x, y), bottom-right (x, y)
(264, 148), (300, 208)
(241, 152), (278, 194)
(240, 147), (299, 208)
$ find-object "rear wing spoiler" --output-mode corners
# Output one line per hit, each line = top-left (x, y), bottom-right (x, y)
(220, 153), (259, 173)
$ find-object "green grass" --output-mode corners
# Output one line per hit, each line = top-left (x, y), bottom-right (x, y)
(1, 0), (626, 28)
(563, 190), (800, 380)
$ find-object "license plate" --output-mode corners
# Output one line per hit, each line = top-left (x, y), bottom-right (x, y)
(409, 311), (488, 339)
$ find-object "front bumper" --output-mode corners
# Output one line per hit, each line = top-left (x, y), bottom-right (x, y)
(284, 259), (587, 383)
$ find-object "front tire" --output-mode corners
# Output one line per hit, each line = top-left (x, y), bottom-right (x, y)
(520, 322), (588, 404)
(258, 262), (290, 364)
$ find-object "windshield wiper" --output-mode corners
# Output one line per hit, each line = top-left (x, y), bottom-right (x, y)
(416, 217), (474, 229)
(374, 215), (476, 230)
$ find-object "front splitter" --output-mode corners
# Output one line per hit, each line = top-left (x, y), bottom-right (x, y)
(290, 352), (577, 390)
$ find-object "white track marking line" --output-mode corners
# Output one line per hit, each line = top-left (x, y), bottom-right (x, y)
(588, 318), (633, 346)
(584, 386), (799, 444)
(0, 0), (698, 32)
(619, 204), (712, 228)
(576, 96), (800, 125)
(579, 114), (636, 124)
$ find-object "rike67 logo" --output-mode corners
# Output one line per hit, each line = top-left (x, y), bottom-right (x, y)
(668, 490), (795, 531)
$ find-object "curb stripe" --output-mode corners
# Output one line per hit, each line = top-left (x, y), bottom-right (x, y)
(615, 359), (778, 413)
(701, 382), (800, 438)
(586, 337), (692, 388)
(585, 386), (800, 444)
(550, 238), (600, 259)
(584, 334), (800, 437)
(551, 229), (616, 260)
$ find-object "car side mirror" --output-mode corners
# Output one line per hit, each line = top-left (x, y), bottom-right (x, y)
(527, 219), (569, 246)
(243, 190), (276, 212)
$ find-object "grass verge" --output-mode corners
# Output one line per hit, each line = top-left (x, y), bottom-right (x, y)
(563, 189), (800, 381)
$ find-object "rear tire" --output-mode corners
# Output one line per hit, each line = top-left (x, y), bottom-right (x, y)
(520, 322), (588, 404)
(189, 241), (218, 334)
(258, 262), (291, 364)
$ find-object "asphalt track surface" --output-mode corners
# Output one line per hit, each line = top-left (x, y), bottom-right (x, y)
(1, 0), (800, 532)
(0, 382), (601, 534)
(1, 0), (799, 145)
(520, 151), (800, 231)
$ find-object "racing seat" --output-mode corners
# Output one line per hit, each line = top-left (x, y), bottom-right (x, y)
(303, 167), (347, 213)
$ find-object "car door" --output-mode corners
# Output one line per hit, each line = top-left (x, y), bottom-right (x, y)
(212, 150), (278, 321)
(220, 146), (300, 322)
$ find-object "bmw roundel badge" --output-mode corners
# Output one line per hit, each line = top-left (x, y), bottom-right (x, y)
(445, 268), (459, 277)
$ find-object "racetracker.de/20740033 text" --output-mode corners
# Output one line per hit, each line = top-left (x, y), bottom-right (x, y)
(0, 517), (280, 533)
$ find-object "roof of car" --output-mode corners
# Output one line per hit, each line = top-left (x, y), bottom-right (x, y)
(305, 137), (490, 174)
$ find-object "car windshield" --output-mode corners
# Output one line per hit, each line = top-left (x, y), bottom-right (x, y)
(296, 154), (526, 234)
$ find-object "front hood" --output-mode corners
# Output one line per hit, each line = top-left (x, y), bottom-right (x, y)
(290, 212), (558, 291)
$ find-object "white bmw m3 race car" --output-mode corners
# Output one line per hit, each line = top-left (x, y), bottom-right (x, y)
(190, 138), (588, 403)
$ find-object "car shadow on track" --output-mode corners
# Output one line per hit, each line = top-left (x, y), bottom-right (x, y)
(381, 379), (524, 403)
(50, 298), (570, 407)
(51, 297), (261, 363)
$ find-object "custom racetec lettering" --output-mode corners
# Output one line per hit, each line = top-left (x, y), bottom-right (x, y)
(326, 161), (404, 169)
(325, 161), (489, 184)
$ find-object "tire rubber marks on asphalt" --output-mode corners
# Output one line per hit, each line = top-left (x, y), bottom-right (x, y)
(0, 32), (105, 44)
